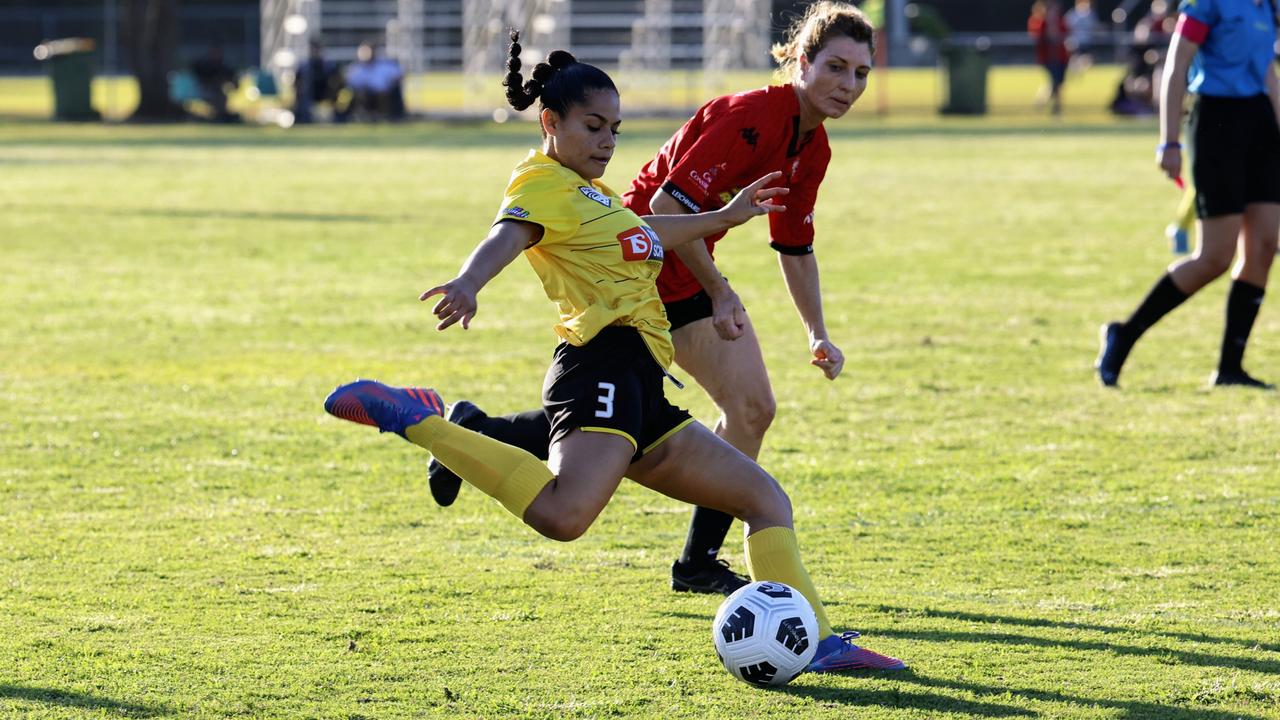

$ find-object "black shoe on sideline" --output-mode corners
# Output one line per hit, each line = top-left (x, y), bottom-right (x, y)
(1095, 322), (1133, 387)
(671, 559), (750, 595)
(427, 400), (487, 507)
(1211, 369), (1276, 390)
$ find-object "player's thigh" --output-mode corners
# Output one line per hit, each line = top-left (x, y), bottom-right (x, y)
(672, 316), (775, 414)
(627, 422), (791, 525)
(525, 429), (634, 540)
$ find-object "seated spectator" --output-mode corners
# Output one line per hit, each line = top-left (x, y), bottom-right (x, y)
(191, 45), (238, 122)
(294, 40), (348, 123)
(345, 43), (405, 120)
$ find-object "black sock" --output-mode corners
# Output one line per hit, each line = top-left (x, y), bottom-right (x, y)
(1219, 280), (1266, 374)
(468, 410), (551, 461)
(678, 506), (735, 568)
(1124, 273), (1190, 342)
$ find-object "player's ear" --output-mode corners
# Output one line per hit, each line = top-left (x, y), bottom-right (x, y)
(540, 108), (559, 137)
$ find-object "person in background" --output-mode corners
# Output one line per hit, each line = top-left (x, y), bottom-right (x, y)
(294, 40), (347, 123)
(1066, 0), (1098, 73)
(191, 45), (238, 122)
(1029, 0), (1071, 115)
(346, 43), (405, 120)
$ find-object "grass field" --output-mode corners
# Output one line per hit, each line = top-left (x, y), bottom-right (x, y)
(1, 64), (1134, 121)
(2, 110), (1280, 720)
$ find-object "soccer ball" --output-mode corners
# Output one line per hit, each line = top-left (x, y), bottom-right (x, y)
(712, 581), (819, 687)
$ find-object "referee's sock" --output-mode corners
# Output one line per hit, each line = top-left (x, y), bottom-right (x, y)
(406, 416), (552, 519)
(1219, 279), (1266, 374)
(1123, 272), (1190, 342)
(744, 526), (833, 638)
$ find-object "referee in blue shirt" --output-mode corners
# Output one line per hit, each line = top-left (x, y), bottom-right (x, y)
(1098, 0), (1280, 388)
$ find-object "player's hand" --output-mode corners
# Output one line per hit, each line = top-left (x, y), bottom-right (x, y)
(810, 337), (844, 380)
(420, 276), (479, 331)
(709, 287), (746, 341)
(720, 171), (788, 227)
(1158, 145), (1182, 182)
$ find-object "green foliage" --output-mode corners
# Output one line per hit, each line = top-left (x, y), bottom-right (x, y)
(1, 117), (1278, 719)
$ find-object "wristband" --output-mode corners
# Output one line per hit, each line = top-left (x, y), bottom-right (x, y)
(1157, 142), (1181, 152)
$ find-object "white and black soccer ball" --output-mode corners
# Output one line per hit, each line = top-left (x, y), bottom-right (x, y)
(711, 581), (819, 687)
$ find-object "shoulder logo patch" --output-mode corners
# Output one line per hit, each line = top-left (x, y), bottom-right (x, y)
(503, 206), (530, 219)
(579, 186), (612, 207)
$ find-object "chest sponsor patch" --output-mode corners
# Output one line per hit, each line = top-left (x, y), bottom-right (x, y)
(617, 226), (664, 262)
(579, 186), (612, 207)
(503, 206), (530, 219)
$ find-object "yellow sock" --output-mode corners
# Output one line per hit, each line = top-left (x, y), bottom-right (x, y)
(744, 526), (833, 638)
(404, 415), (552, 519)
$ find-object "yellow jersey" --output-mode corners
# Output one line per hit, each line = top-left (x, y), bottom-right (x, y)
(495, 150), (674, 368)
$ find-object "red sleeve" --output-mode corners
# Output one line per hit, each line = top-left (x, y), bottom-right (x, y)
(1175, 13), (1209, 44)
(768, 137), (829, 254)
(660, 94), (768, 213)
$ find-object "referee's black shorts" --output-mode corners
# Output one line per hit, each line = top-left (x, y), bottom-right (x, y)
(542, 326), (693, 462)
(1190, 94), (1280, 219)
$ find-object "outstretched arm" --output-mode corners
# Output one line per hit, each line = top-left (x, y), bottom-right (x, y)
(420, 220), (543, 331)
(779, 251), (843, 380)
(642, 172), (787, 250)
(651, 190), (746, 341)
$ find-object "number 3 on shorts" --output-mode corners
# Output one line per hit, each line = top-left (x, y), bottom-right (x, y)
(595, 382), (615, 418)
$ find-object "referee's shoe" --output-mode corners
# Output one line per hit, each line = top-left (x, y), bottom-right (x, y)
(427, 400), (487, 506)
(1095, 322), (1134, 387)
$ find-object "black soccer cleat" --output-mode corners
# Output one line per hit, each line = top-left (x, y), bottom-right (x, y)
(1211, 369), (1276, 390)
(1095, 321), (1133, 387)
(427, 400), (488, 507)
(671, 559), (750, 595)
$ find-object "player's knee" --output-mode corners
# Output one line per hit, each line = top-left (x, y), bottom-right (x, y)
(724, 391), (776, 438)
(1193, 250), (1234, 279)
(524, 503), (594, 542)
(738, 471), (792, 527)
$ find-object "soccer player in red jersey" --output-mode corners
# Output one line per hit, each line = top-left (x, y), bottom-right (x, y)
(429, 1), (875, 597)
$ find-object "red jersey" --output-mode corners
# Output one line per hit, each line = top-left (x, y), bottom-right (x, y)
(622, 84), (831, 303)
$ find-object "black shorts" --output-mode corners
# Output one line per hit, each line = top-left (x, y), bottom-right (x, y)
(541, 326), (694, 462)
(663, 290), (714, 332)
(1190, 94), (1280, 219)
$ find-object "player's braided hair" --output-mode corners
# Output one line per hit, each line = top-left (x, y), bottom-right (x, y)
(503, 30), (617, 125)
(771, 1), (875, 80)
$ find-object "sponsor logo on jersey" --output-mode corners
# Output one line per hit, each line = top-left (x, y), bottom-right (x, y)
(740, 127), (759, 148)
(617, 226), (664, 262)
(689, 163), (723, 193)
(578, 186), (612, 207)
(804, 211), (814, 225)
(665, 185), (702, 213)
(503, 206), (530, 219)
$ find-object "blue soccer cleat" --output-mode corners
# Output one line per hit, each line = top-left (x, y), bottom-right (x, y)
(807, 631), (907, 673)
(324, 380), (444, 438)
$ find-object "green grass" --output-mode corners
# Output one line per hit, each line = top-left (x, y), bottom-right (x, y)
(1, 64), (1132, 121)
(2, 113), (1279, 719)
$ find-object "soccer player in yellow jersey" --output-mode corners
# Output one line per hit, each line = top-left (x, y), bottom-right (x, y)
(323, 33), (905, 674)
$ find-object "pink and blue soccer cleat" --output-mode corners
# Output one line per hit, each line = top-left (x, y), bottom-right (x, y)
(324, 380), (444, 438)
(807, 631), (907, 673)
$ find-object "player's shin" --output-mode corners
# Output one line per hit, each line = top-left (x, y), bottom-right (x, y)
(406, 416), (553, 518)
(743, 525), (834, 638)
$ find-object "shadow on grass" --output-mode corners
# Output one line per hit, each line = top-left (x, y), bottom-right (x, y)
(895, 672), (1270, 720)
(872, 605), (1280, 654)
(782, 675), (1034, 717)
(0, 684), (169, 717)
(3, 202), (414, 225)
(871, 626), (1280, 676)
